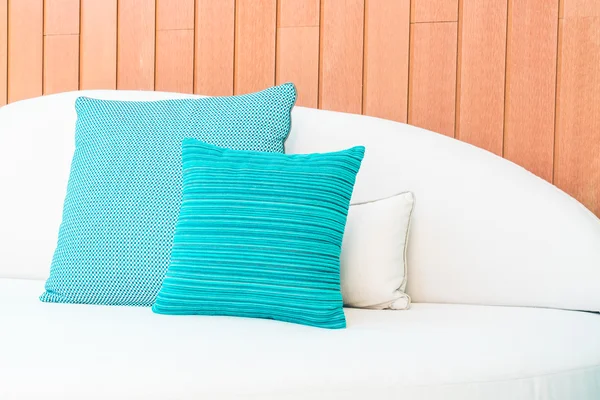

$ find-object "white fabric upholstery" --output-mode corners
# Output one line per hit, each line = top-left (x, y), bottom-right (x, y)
(342, 192), (413, 309)
(1, 90), (600, 312)
(1, 278), (599, 400)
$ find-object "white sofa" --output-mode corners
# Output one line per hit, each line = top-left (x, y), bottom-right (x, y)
(1, 91), (600, 400)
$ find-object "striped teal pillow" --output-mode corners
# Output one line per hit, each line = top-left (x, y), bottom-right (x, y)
(41, 84), (296, 306)
(152, 139), (365, 329)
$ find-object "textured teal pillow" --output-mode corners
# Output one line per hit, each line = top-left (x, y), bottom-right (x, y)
(152, 139), (365, 329)
(41, 84), (296, 306)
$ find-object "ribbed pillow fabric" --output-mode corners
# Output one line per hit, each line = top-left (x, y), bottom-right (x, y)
(152, 139), (365, 329)
(41, 84), (296, 306)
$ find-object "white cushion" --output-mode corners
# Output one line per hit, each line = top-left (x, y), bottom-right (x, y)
(342, 192), (414, 309)
(1, 278), (599, 400)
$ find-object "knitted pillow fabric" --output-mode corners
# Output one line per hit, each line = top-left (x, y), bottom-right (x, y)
(41, 84), (297, 306)
(152, 139), (365, 329)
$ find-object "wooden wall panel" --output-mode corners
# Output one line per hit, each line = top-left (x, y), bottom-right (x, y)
(234, 0), (277, 95)
(155, 30), (194, 93)
(80, 0), (117, 90)
(276, 0), (320, 108)
(363, 0), (410, 122)
(44, 0), (79, 35)
(194, 0), (235, 96)
(408, 22), (458, 137)
(555, 17), (600, 216)
(276, 28), (319, 108)
(156, 0), (195, 30)
(8, 0), (43, 103)
(0, 0), (6, 106)
(278, 0), (320, 27)
(319, 0), (364, 114)
(43, 35), (79, 95)
(504, 0), (559, 182)
(411, 0), (459, 23)
(117, 0), (156, 90)
(560, 0), (600, 18)
(455, 0), (507, 155)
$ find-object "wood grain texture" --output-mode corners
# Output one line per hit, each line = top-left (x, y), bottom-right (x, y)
(0, 0), (7, 106)
(195, 0), (234, 96)
(43, 35), (79, 95)
(234, 0), (277, 95)
(319, 0), (364, 114)
(363, 0), (410, 122)
(408, 22), (458, 137)
(560, 0), (600, 18)
(155, 29), (194, 93)
(555, 17), (600, 216)
(276, 27), (319, 107)
(455, 0), (507, 155)
(8, 0), (43, 103)
(80, 0), (117, 90)
(279, 0), (320, 27)
(503, 0), (559, 182)
(44, 0), (79, 35)
(156, 0), (194, 30)
(411, 0), (459, 22)
(117, 0), (155, 90)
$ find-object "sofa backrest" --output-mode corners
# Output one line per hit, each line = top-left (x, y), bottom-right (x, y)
(1, 91), (599, 312)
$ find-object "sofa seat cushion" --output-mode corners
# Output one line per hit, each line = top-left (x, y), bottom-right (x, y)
(2, 278), (600, 400)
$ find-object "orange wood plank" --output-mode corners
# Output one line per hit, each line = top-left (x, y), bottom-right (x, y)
(234, 0), (277, 95)
(155, 29), (194, 93)
(561, 0), (600, 18)
(117, 0), (155, 90)
(278, 0), (320, 27)
(276, 27), (319, 107)
(44, 0), (79, 35)
(0, 0), (7, 106)
(455, 0), (507, 155)
(43, 35), (79, 95)
(80, 0), (117, 90)
(503, 0), (559, 182)
(156, 0), (194, 30)
(194, 0), (235, 96)
(8, 0), (43, 103)
(411, 0), (459, 23)
(363, 0), (410, 122)
(408, 22), (458, 137)
(319, 0), (364, 114)
(555, 17), (600, 216)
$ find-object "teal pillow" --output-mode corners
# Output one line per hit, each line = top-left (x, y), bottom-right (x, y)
(41, 84), (296, 306)
(152, 139), (365, 329)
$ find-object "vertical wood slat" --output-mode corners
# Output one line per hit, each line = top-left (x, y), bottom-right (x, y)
(156, 0), (195, 30)
(195, 0), (235, 96)
(8, 0), (43, 103)
(80, 0), (117, 90)
(560, 0), (600, 18)
(234, 0), (277, 95)
(43, 35), (79, 95)
(155, 30), (194, 93)
(117, 0), (156, 90)
(0, 0), (7, 106)
(408, 22), (458, 137)
(455, 0), (507, 155)
(555, 16), (600, 216)
(156, 0), (194, 93)
(276, 0), (320, 108)
(44, 0), (79, 35)
(363, 0), (410, 122)
(411, 0), (459, 22)
(319, 0), (364, 114)
(278, 0), (320, 27)
(503, 0), (559, 182)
